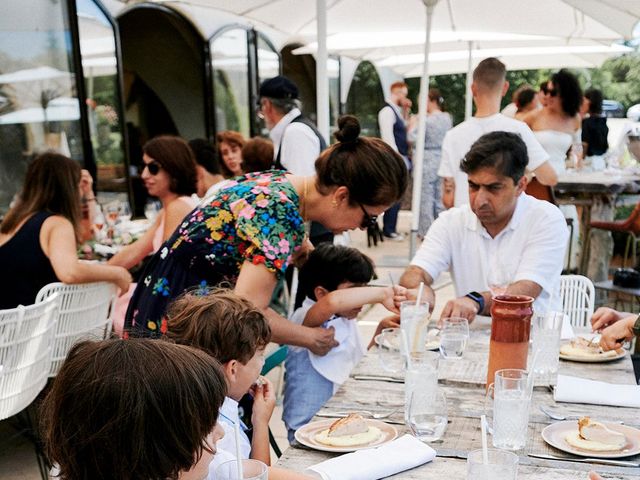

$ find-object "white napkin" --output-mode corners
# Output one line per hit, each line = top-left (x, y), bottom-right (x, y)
(555, 375), (640, 408)
(307, 434), (436, 480)
(93, 243), (117, 256)
(560, 317), (575, 340)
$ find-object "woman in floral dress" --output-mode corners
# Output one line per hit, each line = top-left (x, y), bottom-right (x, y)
(124, 116), (408, 355)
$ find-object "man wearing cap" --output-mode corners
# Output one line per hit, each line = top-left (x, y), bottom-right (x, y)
(258, 75), (333, 245)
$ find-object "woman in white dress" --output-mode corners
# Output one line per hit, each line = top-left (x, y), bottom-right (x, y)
(524, 70), (583, 270)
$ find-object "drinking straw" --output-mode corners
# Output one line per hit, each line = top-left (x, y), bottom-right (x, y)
(234, 422), (244, 479)
(388, 273), (395, 287)
(527, 347), (541, 394)
(480, 414), (489, 464)
(415, 282), (425, 306)
(400, 327), (413, 371)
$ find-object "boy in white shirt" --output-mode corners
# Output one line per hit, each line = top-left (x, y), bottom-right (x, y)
(283, 244), (407, 443)
(165, 289), (312, 480)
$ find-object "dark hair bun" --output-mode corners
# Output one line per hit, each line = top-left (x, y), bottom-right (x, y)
(335, 115), (360, 143)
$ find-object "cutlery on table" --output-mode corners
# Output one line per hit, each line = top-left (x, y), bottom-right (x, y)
(352, 374), (404, 383)
(528, 453), (640, 468)
(316, 408), (399, 420)
(538, 405), (624, 424)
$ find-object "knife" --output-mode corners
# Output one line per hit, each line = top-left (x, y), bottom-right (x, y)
(315, 412), (405, 425)
(528, 453), (640, 468)
(352, 374), (404, 383)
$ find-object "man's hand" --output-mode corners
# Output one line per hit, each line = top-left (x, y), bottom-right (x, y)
(251, 377), (276, 427)
(369, 315), (400, 349)
(79, 169), (94, 197)
(306, 325), (338, 356)
(591, 307), (625, 332)
(440, 296), (479, 323)
(599, 315), (635, 351)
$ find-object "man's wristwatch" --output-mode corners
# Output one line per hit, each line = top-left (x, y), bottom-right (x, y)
(465, 291), (485, 314)
(632, 314), (640, 336)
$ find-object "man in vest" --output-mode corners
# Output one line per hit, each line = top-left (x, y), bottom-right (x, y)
(258, 75), (332, 245)
(378, 81), (411, 241)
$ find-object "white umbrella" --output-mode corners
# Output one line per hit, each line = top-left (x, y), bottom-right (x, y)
(0, 97), (80, 125)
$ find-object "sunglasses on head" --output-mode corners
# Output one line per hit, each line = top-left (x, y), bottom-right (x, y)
(358, 202), (378, 229)
(140, 161), (161, 176)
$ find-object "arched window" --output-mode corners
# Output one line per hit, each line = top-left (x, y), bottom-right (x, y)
(345, 61), (384, 137)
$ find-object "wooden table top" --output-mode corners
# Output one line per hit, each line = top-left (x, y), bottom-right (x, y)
(555, 171), (640, 195)
(276, 317), (640, 479)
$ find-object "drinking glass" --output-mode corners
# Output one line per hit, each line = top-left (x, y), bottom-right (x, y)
(487, 267), (509, 297)
(439, 317), (469, 359)
(486, 369), (531, 451)
(119, 200), (132, 223)
(93, 204), (105, 241)
(104, 202), (120, 227)
(376, 327), (405, 375)
(531, 312), (564, 384)
(400, 300), (430, 354)
(216, 459), (268, 480)
(144, 199), (161, 222)
(407, 389), (447, 442)
(404, 351), (439, 423)
(467, 448), (518, 480)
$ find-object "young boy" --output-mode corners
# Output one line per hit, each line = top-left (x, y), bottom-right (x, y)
(283, 243), (406, 443)
(165, 289), (312, 480)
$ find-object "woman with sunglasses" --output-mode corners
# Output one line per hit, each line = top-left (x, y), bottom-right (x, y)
(108, 135), (199, 334)
(0, 153), (131, 309)
(123, 115), (407, 357)
(524, 69), (583, 270)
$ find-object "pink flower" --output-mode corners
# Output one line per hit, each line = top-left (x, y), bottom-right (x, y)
(251, 185), (270, 195)
(278, 238), (290, 254)
(256, 199), (269, 208)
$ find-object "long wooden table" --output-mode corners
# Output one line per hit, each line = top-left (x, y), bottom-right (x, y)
(277, 317), (640, 479)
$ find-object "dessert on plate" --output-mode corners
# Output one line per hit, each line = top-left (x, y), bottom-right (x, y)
(314, 413), (382, 447)
(560, 337), (621, 359)
(565, 417), (627, 451)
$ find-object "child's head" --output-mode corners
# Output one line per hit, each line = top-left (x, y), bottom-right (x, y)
(165, 289), (271, 400)
(300, 244), (375, 316)
(41, 338), (227, 480)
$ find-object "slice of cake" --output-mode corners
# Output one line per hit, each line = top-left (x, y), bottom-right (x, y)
(327, 413), (369, 437)
(565, 417), (627, 451)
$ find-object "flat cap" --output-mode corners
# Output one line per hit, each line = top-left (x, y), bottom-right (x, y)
(259, 75), (299, 100)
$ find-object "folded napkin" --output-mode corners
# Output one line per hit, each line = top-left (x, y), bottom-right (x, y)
(93, 243), (117, 256)
(555, 374), (640, 408)
(560, 317), (575, 340)
(307, 434), (436, 480)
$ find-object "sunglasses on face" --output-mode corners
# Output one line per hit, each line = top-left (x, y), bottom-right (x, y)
(546, 87), (558, 97)
(140, 161), (161, 175)
(358, 202), (378, 229)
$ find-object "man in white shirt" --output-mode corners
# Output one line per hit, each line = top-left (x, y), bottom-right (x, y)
(258, 75), (332, 245)
(377, 81), (411, 240)
(439, 57), (557, 209)
(400, 131), (568, 321)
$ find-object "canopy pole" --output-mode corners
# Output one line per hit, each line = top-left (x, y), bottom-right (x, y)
(316, 0), (330, 143)
(465, 41), (474, 120)
(409, 0), (439, 259)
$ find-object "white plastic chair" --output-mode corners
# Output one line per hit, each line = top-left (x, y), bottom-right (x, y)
(0, 295), (58, 421)
(559, 275), (595, 328)
(36, 282), (116, 377)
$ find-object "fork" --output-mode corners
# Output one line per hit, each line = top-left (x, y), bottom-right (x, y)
(539, 405), (623, 424)
(317, 409), (399, 420)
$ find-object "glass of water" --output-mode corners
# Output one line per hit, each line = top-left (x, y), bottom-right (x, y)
(467, 448), (518, 480)
(376, 327), (405, 375)
(404, 351), (439, 423)
(216, 459), (268, 480)
(439, 317), (469, 359)
(400, 300), (430, 354)
(531, 312), (564, 384)
(486, 369), (531, 451)
(407, 388), (447, 442)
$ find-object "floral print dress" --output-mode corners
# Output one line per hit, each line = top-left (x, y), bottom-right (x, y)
(124, 170), (305, 337)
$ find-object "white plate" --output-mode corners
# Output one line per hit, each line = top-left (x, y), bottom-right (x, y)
(295, 418), (398, 453)
(374, 332), (440, 351)
(559, 345), (627, 363)
(541, 421), (640, 458)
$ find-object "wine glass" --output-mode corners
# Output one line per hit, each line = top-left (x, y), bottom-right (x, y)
(119, 200), (132, 224)
(93, 204), (105, 241)
(144, 199), (161, 222)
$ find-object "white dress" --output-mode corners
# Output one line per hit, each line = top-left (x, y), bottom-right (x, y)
(534, 130), (579, 270)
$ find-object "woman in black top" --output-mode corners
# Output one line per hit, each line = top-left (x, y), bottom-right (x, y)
(0, 153), (130, 309)
(582, 88), (609, 170)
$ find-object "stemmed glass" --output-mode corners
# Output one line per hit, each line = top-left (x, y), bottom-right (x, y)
(93, 204), (105, 241)
(119, 200), (132, 224)
(144, 199), (161, 223)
